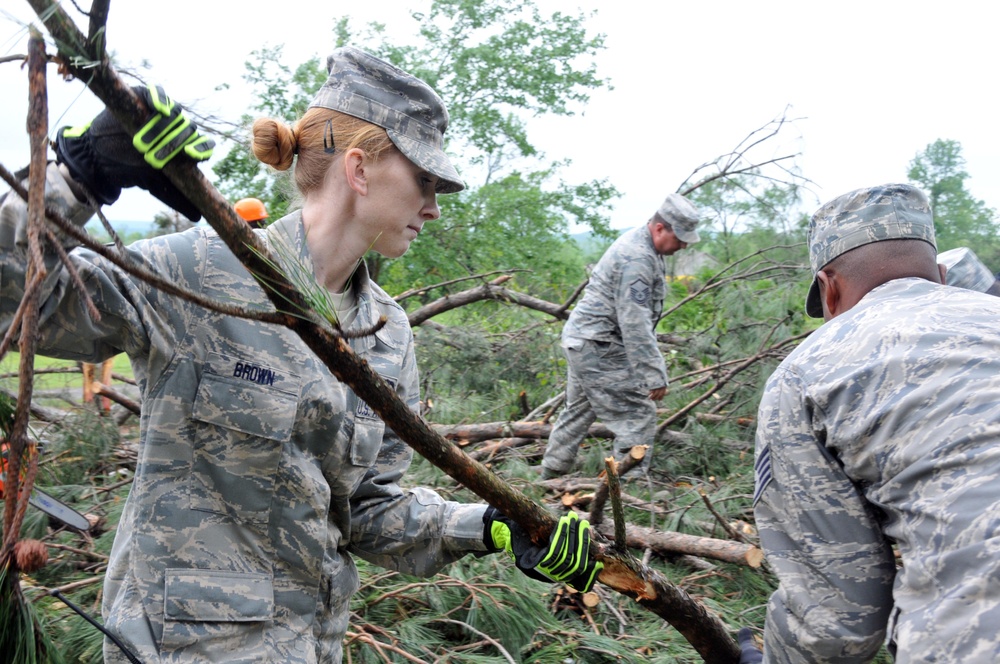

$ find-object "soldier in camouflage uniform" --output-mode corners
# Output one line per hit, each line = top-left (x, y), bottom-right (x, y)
(937, 246), (1000, 295)
(748, 183), (1000, 663)
(540, 194), (700, 478)
(0, 47), (599, 663)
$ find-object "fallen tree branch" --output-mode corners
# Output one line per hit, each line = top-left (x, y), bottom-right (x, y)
(437, 420), (616, 444)
(394, 269), (528, 302)
(90, 381), (140, 416)
(593, 521), (764, 568)
(590, 446), (647, 527)
(604, 457), (627, 550)
(407, 277), (573, 326)
(1, 27), (48, 561)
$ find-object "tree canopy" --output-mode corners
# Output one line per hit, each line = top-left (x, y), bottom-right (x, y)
(908, 138), (1000, 265)
(213, 0), (619, 295)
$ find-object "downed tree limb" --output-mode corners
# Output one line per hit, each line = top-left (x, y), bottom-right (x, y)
(394, 269), (528, 302)
(437, 420), (616, 443)
(467, 437), (534, 462)
(438, 420), (705, 452)
(604, 457), (627, 550)
(1, 26), (48, 562)
(407, 276), (573, 326)
(24, 4), (741, 660)
(695, 412), (755, 428)
(0, 388), (63, 424)
(593, 521), (764, 568)
(590, 446), (647, 527)
(90, 382), (141, 416)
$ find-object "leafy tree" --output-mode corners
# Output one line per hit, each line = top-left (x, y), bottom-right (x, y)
(211, 47), (327, 220)
(150, 209), (196, 237)
(212, 0), (619, 294)
(908, 139), (1000, 264)
(687, 172), (808, 264)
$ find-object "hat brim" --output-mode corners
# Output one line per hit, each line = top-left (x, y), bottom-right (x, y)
(805, 278), (823, 318)
(387, 129), (464, 194)
(673, 226), (700, 244)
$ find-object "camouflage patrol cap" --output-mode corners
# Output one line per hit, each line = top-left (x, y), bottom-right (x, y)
(309, 46), (464, 194)
(938, 247), (996, 293)
(657, 193), (700, 243)
(806, 183), (936, 317)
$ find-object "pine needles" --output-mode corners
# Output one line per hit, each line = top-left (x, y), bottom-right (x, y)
(0, 562), (64, 664)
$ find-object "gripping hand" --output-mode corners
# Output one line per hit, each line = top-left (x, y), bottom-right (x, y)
(737, 627), (763, 664)
(483, 507), (602, 592)
(54, 83), (214, 220)
(131, 84), (215, 167)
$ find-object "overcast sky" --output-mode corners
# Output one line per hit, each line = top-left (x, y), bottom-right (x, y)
(3, 1), (998, 231)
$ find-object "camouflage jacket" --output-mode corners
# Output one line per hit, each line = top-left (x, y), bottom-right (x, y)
(562, 224), (669, 390)
(753, 277), (1000, 663)
(0, 164), (488, 663)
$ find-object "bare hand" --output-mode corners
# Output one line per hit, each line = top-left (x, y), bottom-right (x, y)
(648, 386), (667, 401)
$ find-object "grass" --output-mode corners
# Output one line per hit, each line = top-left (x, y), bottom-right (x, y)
(0, 353), (133, 408)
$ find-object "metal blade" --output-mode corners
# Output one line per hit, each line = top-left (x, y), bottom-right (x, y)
(28, 488), (91, 531)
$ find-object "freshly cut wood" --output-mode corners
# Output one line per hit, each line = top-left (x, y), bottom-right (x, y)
(594, 521), (764, 568)
(435, 420), (615, 443)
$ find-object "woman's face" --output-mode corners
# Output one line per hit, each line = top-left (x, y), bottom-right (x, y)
(364, 151), (441, 258)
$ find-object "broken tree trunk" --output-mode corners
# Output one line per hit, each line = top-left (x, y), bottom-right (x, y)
(22, 3), (742, 660)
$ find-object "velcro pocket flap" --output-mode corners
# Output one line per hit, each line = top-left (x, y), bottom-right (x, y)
(192, 373), (297, 441)
(164, 569), (274, 622)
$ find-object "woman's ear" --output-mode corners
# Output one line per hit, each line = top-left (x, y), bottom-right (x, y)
(344, 148), (368, 196)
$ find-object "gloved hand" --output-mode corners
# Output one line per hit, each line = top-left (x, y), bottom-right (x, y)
(483, 506), (603, 592)
(737, 627), (763, 664)
(54, 83), (215, 221)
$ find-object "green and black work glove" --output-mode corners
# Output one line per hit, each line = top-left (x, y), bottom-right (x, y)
(483, 506), (603, 592)
(54, 83), (215, 221)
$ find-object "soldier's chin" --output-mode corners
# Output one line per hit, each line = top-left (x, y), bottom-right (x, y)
(373, 240), (411, 259)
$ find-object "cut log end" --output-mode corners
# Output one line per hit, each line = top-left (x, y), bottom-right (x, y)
(745, 547), (765, 568)
(628, 445), (648, 462)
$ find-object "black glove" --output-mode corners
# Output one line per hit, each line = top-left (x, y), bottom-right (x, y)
(483, 506), (603, 592)
(737, 627), (763, 664)
(54, 84), (215, 221)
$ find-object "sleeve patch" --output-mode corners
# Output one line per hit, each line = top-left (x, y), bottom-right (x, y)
(628, 277), (651, 304)
(753, 445), (772, 507)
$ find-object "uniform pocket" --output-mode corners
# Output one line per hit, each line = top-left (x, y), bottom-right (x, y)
(160, 568), (273, 656)
(189, 372), (300, 523)
(345, 388), (387, 468)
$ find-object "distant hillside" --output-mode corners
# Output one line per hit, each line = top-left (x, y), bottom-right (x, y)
(86, 219), (158, 237)
(570, 228), (621, 258)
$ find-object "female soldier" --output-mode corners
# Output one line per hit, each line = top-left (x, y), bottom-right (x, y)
(0, 47), (599, 662)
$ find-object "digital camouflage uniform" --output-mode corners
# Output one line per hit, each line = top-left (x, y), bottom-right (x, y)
(754, 184), (1000, 663)
(0, 165), (488, 663)
(755, 279), (1000, 663)
(938, 246), (998, 294)
(541, 223), (669, 475)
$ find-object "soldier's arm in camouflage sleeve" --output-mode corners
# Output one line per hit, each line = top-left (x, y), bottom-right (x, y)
(0, 163), (153, 361)
(347, 334), (489, 576)
(754, 366), (896, 664)
(614, 257), (668, 391)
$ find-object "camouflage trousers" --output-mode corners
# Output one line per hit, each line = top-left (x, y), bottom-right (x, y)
(541, 339), (657, 475)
